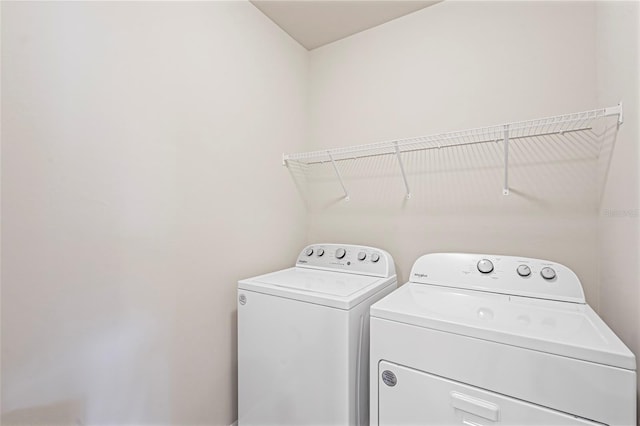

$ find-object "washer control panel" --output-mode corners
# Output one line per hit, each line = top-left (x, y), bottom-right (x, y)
(410, 253), (585, 303)
(296, 244), (395, 278)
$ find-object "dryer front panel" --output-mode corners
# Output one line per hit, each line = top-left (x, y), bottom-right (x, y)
(377, 361), (601, 426)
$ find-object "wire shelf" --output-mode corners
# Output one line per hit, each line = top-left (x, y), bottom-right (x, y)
(283, 104), (623, 199)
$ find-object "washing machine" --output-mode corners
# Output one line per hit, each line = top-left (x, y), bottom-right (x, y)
(238, 243), (397, 426)
(370, 253), (636, 426)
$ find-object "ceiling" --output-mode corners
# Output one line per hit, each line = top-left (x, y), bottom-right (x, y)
(251, 1), (440, 50)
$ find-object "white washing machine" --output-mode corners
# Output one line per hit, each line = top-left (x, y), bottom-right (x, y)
(370, 253), (636, 426)
(238, 243), (397, 426)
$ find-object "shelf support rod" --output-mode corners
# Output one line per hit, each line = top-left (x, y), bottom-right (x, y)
(503, 124), (510, 196)
(328, 151), (350, 201)
(393, 142), (412, 199)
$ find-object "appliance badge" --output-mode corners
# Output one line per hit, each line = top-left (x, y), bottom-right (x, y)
(381, 370), (397, 387)
(239, 294), (247, 305)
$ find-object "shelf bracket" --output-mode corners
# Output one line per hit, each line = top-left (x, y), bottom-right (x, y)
(604, 102), (624, 126)
(503, 124), (510, 196)
(328, 151), (350, 201)
(393, 142), (412, 199)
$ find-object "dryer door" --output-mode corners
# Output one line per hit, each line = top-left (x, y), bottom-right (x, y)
(377, 361), (602, 426)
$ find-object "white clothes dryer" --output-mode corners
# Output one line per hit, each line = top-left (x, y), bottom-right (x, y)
(370, 253), (636, 426)
(238, 243), (396, 426)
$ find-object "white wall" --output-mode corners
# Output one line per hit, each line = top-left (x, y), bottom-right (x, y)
(596, 0), (640, 415)
(1, 2), (307, 425)
(307, 1), (601, 306)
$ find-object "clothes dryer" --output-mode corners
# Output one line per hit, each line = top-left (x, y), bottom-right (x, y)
(238, 244), (396, 425)
(370, 253), (636, 426)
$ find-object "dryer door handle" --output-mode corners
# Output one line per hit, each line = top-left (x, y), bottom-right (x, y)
(450, 391), (500, 422)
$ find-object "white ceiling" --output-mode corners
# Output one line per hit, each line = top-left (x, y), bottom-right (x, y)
(251, 1), (440, 50)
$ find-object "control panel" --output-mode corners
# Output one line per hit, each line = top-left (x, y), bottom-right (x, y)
(296, 244), (395, 278)
(409, 253), (585, 303)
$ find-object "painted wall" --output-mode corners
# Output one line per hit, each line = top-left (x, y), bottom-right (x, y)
(306, 2), (602, 305)
(1, 2), (307, 425)
(595, 0), (640, 415)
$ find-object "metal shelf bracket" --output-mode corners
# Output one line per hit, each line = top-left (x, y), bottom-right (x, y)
(503, 124), (510, 196)
(394, 142), (412, 199)
(328, 151), (350, 201)
(604, 102), (624, 126)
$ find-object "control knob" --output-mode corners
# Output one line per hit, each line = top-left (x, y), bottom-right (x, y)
(358, 252), (367, 261)
(540, 267), (556, 280)
(305, 248), (314, 256)
(335, 248), (346, 259)
(371, 253), (380, 263)
(317, 248), (324, 257)
(517, 265), (531, 277)
(477, 259), (494, 274)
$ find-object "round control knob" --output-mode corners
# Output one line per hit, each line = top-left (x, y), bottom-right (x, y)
(305, 248), (314, 256)
(335, 248), (346, 259)
(317, 248), (324, 257)
(371, 253), (380, 263)
(517, 265), (531, 277)
(477, 259), (494, 274)
(540, 267), (556, 280)
(358, 252), (367, 261)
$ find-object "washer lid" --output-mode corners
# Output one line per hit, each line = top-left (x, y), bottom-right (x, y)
(370, 283), (636, 370)
(239, 267), (396, 309)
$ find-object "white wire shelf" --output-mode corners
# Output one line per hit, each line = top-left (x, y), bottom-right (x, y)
(283, 104), (623, 200)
